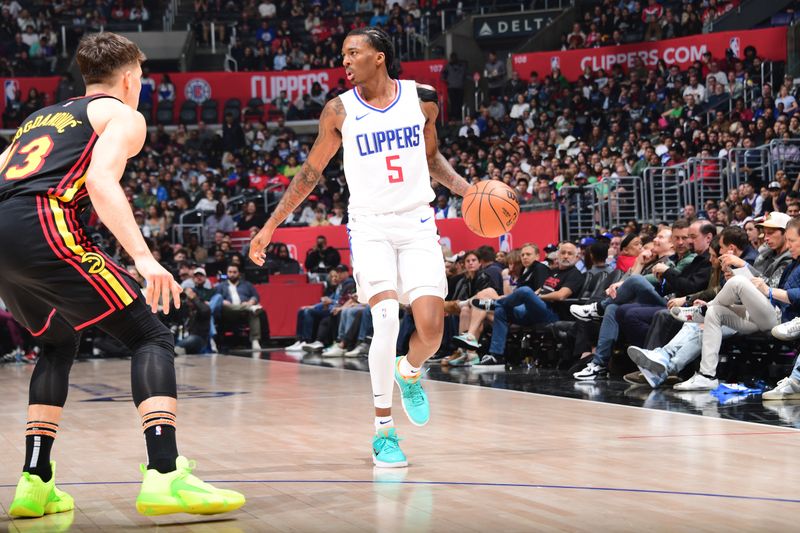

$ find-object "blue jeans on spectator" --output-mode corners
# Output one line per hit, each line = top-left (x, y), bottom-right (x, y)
(358, 305), (372, 340)
(617, 304), (664, 348)
(594, 276), (667, 366)
(296, 303), (330, 341)
(648, 322), (737, 375)
(600, 275), (666, 311)
(337, 305), (366, 340)
(489, 286), (558, 356)
(791, 355), (800, 382)
(177, 334), (208, 354)
(208, 294), (223, 337)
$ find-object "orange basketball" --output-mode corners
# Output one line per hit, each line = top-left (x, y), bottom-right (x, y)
(461, 180), (520, 238)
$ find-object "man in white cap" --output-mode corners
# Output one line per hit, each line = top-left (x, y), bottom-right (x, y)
(660, 212), (794, 390)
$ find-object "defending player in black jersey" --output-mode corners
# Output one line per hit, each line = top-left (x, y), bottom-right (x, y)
(0, 32), (244, 519)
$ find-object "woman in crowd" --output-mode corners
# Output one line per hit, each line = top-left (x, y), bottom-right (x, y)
(442, 250), (498, 366)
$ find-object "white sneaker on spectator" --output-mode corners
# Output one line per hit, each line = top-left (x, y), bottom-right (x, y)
(772, 318), (800, 341)
(762, 377), (800, 400)
(345, 342), (369, 357)
(627, 346), (669, 374)
(303, 340), (325, 352)
(672, 373), (718, 391)
(251, 339), (262, 351)
(322, 344), (346, 357)
(209, 338), (218, 353)
(174, 346), (187, 356)
(670, 305), (704, 324)
(285, 340), (307, 352)
(570, 302), (601, 321)
(573, 361), (608, 381)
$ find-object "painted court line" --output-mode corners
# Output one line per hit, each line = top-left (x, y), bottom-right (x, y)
(0, 479), (797, 505)
(618, 430), (800, 439)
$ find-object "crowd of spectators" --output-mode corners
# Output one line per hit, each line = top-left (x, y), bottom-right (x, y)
(2, 6), (800, 405)
(209, 0), (439, 70)
(0, 0), (160, 76)
(563, 0), (741, 49)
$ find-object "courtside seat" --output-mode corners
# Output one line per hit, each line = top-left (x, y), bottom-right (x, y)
(718, 332), (797, 382)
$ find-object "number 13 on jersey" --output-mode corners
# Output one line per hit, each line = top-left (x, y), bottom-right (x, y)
(1, 135), (55, 181)
(386, 155), (404, 184)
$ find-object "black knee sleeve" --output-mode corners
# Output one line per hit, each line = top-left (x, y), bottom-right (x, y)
(29, 314), (80, 407)
(98, 299), (177, 407)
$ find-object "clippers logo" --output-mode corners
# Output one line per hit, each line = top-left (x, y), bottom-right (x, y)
(81, 252), (106, 274)
(184, 78), (212, 104)
(550, 56), (560, 71)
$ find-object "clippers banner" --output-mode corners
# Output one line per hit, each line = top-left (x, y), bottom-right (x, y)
(511, 27), (788, 81)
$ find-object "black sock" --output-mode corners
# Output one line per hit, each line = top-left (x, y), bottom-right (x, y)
(24, 421), (57, 482)
(142, 411), (178, 474)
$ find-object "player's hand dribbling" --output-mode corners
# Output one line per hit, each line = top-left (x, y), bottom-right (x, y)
(249, 224), (275, 266)
(135, 256), (182, 314)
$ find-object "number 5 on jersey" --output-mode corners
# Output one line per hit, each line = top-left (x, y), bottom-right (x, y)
(386, 155), (404, 184)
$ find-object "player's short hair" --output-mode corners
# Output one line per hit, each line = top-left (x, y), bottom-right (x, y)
(76, 32), (146, 85)
(346, 26), (397, 78)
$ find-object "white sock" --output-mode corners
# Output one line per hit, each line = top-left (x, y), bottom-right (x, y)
(375, 416), (394, 432)
(368, 299), (400, 410)
(398, 355), (421, 377)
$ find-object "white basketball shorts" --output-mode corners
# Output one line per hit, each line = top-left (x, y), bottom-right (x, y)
(347, 205), (447, 305)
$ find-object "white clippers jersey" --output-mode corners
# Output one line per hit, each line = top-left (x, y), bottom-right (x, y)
(339, 79), (435, 215)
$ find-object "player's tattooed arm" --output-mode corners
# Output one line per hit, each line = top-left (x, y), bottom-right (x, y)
(418, 86), (470, 197)
(265, 97), (345, 228)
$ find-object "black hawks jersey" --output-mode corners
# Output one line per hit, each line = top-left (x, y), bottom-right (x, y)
(0, 94), (119, 206)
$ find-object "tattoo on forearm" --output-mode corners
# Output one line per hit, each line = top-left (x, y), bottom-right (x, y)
(429, 153), (470, 196)
(267, 97), (343, 226)
(270, 163), (322, 224)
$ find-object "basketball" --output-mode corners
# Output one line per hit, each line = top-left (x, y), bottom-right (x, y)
(461, 180), (520, 238)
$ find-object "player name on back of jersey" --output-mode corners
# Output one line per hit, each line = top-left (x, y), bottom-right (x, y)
(355, 125), (421, 157)
(13, 112), (83, 142)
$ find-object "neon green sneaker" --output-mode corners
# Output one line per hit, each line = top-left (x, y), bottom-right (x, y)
(394, 356), (430, 426)
(372, 428), (408, 468)
(8, 462), (74, 518)
(135, 456), (245, 516)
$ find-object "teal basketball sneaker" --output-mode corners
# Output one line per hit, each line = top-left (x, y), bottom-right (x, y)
(394, 356), (430, 426)
(372, 427), (408, 468)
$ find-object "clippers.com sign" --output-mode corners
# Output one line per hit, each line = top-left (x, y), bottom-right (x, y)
(512, 27), (787, 81)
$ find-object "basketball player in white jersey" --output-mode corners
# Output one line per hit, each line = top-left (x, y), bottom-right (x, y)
(249, 27), (471, 467)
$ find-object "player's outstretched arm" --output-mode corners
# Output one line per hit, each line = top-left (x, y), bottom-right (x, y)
(418, 83), (470, 197)
(249, 97), (345, 266)
(85, 101), (181, 314)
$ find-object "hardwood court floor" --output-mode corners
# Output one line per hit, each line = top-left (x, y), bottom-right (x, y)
(1, 354), (799, 532)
